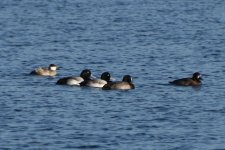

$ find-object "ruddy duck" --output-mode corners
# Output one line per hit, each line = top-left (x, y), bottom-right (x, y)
(56, 69), (92, 86)
(169, 72), (202, 86)
(30, 64), (58, 77)
(102, 75), (135, 90)
(80, 72), (112, 88)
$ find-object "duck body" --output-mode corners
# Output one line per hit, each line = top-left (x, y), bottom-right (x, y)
(81, 79), (108, 88)
(169, 78), (201, 86)
(169, 72), (202, 86)
(56, 76), (84, 85)
(102, 81), (135, 90)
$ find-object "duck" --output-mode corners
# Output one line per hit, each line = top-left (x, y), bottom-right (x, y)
(56, 69), (92, 86)
(80, 72), (112, 88)
(169, 72), (203, 86)
(102, 75), (135, 90)
(30, 64), (58, 77)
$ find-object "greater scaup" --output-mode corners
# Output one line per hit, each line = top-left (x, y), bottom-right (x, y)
(102, 75), (135, 90)
(80, 72), (112, 88)
(169, 72), (202, 86)
(56, 69), (92, 86)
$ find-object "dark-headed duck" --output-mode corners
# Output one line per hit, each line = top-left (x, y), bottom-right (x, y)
(56, 69), (92, 86)
(80, 72), (112, 88)
(102, 75), (135, 90)
(169, 72), (202, 86)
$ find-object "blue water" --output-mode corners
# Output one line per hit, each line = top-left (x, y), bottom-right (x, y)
(1, 0), (225, 149)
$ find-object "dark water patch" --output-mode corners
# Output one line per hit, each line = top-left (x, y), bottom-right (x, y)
(204, 108), (225, 114)
(73, 145), (102, 149)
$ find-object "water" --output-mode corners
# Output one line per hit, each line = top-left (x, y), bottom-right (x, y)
(1, 0), (225, 149)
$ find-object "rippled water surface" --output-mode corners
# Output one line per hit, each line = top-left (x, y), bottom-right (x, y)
(1, 0), (225, 149)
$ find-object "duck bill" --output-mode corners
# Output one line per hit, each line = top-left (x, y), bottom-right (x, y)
(57, 66), (62, 70)
(90, 75), (96, 79)
(199, 77), (203, 80)
(110, 77), (116, 81)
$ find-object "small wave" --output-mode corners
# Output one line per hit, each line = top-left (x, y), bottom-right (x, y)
(74, 145), (101, 149)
